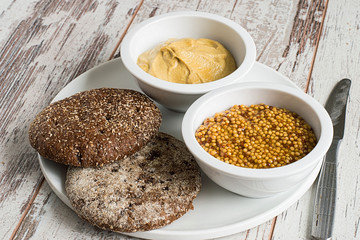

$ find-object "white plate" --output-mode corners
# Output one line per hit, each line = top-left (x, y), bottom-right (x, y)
(39, 59), (320, 240)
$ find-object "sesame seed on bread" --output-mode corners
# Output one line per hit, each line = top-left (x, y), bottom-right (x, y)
(29, 88), (162, 167)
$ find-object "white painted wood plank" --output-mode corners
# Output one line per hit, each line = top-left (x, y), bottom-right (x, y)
(16, 182), (135, 240)
(0, 0), (141, 238)
(272, 0), (360, 239)
(0, 0), (39, 41)
(230, 0), (326, 91)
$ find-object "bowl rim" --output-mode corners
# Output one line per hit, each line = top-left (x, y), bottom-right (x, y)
(182, 82), (333, 179)
(120, 11), (256, 94)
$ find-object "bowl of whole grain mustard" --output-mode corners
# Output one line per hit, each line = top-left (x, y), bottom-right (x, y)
(121, 11), (256, 112)
(182, 82), (333, 198)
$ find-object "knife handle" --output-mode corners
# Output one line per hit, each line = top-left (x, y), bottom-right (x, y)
(311, 139), (340, 240)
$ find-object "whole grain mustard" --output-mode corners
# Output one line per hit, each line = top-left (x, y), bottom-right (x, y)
(137, 38), (236, 84)
(195, 104), (317, 169)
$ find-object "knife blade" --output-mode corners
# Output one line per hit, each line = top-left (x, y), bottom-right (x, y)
(311, 78), (351, 240)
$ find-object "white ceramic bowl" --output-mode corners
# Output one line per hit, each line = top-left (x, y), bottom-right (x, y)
(182, 82), (333, 198)
(121, 11), (256, 112)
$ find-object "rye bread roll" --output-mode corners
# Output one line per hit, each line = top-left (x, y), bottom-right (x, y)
(29, 88), (161, 167)
(65, 132), (201, 232)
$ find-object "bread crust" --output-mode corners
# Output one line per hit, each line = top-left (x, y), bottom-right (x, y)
(65, 132), (201, 232)
(29, 88), (162, 167)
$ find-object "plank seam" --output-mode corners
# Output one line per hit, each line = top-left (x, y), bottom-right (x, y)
(268, 217), (278, 240)
(108, 0), (145, 60)
(9, 177), (45, 240)
(305, 0), (330, 93)
(230, 0), (239, 17)
(269, 0), (330, 240)
(270, 1), (330, 238)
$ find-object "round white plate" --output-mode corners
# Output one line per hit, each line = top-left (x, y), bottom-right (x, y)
(39, 59), (320, 240)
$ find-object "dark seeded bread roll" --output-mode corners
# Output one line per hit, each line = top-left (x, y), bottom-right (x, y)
(29, 88), (162, 167)
(65, 132), (201, 232)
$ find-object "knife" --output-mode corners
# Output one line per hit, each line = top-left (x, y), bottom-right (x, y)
(311, 78), (351, 240)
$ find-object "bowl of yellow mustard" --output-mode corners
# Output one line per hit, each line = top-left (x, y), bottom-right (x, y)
(121, 11), (256, 112)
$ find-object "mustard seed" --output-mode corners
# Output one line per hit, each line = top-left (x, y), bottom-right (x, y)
(195, 104), (317, 169)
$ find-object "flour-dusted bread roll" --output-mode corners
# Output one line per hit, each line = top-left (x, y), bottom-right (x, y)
(29, 88), (161, 167)
(65, 132), (201, 232)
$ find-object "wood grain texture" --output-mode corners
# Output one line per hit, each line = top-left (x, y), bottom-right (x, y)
(229, 0), (327, 91)
(274, 1), (360, 240)
(2, 0), (358, 239)
(273, 0), (360, 239)
(0, 0), (141, 239)
(14, 182), (136, 240)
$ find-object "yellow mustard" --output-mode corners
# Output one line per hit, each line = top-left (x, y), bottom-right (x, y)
(137, 38), (237, 84)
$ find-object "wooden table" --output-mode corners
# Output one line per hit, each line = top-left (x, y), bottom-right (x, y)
(1, 0), (359, 239)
